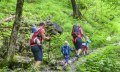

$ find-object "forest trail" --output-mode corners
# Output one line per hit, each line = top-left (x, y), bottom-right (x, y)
(40, 41), (120, 71)
(68, 41), (120, 71)
(0, 0), (120, 71)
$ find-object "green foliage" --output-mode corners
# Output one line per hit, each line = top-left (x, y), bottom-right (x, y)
(0, 0), (120, 71)
(0, 66), (9, 72)
(0, 0), (120, 49)
(76, 45), (120, 72)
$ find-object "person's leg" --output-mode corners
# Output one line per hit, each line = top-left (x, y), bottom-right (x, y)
(64, 55), (68, 66)
(75, 50), (78, 56)
(31, 45), (43, 69)
(75, 37), (82, 57)
(77, 49), (82, 56)
(82, 46), (86, 55)
(85, 47), (87, 55)
(34, 61), (42, 68)
(74, 42), (80, 57)
(63, 55), (69, 70)
(35, 45), (43, 69)
(86, 47), (89, 54)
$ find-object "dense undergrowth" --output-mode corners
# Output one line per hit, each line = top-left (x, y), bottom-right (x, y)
(0, 0), (120, 71)
(76, 45), (120, 72)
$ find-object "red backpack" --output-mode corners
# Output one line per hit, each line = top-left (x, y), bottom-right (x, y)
(30, 28), (42, 45)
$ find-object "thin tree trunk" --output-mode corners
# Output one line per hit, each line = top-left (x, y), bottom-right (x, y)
(0, 0), (24, 67)
(8, 0), (24, 62)
(71, 0), (82, 18)
(0, 15), (15, 24)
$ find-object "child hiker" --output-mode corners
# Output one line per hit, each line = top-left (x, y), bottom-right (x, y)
(82, 36), (91, 55)
(61, 41), (73, 69)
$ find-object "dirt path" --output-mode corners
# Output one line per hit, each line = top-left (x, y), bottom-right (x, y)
(40, 41), (120, 71)
(40, 49), (95, 71)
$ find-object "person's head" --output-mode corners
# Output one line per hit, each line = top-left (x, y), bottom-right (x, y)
(73, 24), (81, 28)
(64, 41), (69, 46)
(86, 36), (91, 44)
(39, 22), (45, 27)
(73, 24), (77, 27)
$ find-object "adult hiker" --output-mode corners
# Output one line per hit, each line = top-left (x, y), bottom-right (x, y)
(61, 41), (73, 69)
(30, 22), (50, 69)
(71, 24), (84, 58)
(82, 36), (91, 55)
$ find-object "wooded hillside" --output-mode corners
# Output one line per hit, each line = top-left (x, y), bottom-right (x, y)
(0, 0), (120, 71)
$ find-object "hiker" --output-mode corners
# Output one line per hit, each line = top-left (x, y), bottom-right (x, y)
(82, 36), (91, 55)
(61, 41), (73, 68)
(30, 22), (50, 69)
(71, 24), (84, 58)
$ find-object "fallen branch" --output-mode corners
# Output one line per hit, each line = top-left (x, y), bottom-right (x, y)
(0, 15), (15, 24)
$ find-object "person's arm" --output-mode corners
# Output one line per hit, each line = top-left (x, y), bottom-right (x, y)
(42, 34), (50, 40)
(40, 29), (50, 40)
(69, 46), (74, 51)
(81, 28), (84, 38)
(80, 27), (86, 39)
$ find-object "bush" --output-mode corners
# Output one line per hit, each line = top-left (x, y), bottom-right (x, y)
(76, 45), (120, 72)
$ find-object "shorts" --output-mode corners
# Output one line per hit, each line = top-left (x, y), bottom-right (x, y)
(31, 45), (43, 61)
(74, 37), (82, 50)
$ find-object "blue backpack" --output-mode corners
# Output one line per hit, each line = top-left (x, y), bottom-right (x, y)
(62, 46), (69, 55)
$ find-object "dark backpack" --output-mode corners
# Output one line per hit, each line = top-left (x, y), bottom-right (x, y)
(72, 25), (82, 38)
(30, 29), (42, 45)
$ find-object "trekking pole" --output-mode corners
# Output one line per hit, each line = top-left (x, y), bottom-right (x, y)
(48, 35), (51, 62)
(83, 34), (86, 39)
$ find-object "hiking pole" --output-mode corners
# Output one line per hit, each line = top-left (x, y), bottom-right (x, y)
(83, 34), (86, 39)
(48, 35), (51, 62)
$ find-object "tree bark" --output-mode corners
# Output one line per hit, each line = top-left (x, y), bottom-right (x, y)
(71, 0), (82, 18)
(8, 0), (24, 62)
(0, 0), (24, 67)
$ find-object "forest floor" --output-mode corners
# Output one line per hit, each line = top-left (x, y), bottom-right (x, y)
(39, 41), (120, 71)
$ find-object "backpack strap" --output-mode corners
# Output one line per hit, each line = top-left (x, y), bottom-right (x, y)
(37, 28), (44, 42)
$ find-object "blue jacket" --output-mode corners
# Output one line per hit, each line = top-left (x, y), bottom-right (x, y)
(61, 45), (73, 55)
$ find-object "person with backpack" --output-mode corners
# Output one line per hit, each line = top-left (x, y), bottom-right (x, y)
(71, 24), (84, 58)
(61, 41), (73, 69)
(30, 22), (50, 69)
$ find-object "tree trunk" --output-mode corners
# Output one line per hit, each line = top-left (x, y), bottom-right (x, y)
(0, 0), (24, 67)
(71, 0), (82, 18)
